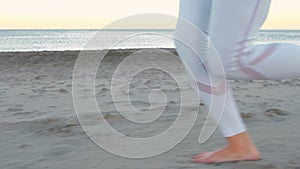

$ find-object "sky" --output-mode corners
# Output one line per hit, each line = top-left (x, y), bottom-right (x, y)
(0, 0), (299, 29)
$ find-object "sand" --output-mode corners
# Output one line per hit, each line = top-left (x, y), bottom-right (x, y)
(0, 49), (300, 169)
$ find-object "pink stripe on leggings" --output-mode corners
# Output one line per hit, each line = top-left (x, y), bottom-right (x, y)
(237, 0), (268, 79)
(249, 44), (278, 65)
(197, 81), (227, 95)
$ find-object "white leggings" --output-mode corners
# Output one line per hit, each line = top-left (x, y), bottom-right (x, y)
(175, 0), (300, 137)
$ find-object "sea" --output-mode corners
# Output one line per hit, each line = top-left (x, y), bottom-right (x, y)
(0, 29), (300, 52)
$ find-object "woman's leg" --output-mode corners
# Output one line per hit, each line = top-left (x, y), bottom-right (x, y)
(194, 0), (300, 163)
(175, 0), (247, 139)
(209, 0), (300, 81)
(175, 0), (260, 163)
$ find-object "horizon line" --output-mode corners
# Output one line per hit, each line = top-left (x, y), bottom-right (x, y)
(0, 28), (300, 31)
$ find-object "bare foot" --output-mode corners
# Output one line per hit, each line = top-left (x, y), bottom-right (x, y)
(192, 146), (261, 163)
(192, 132), (261, 164)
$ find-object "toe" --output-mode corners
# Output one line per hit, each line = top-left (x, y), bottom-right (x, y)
(192, 156), (214, 164)
(192, 152), (207, 159)
(192, 152), (215, 164)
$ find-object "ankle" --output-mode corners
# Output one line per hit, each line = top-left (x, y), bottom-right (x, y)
(226, 132), (257, 151)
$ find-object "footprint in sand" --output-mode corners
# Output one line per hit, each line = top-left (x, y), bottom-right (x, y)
(6, 107), (24, 112)
(58, 88), (68, 93)
(46, 145), (74, 156)
(97, 87), (109, 95)
(264, 108), (290, 117)
(241, 112), (258, 122)
(168, 100), (176, 104)
(263, 108), (290, 122)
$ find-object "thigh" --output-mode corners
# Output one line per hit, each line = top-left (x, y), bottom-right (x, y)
(175, 0), (212, 84)
(209, 0), (272, 74)
(178, 0), (212, 34)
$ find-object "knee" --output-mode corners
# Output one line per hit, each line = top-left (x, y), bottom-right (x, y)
(205, 49), (229, 79)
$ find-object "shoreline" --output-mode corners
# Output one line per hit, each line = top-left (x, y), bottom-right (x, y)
(0, 48), (177, 54)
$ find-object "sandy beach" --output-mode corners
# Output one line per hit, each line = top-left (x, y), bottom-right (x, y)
(1, 49), (300, 169)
